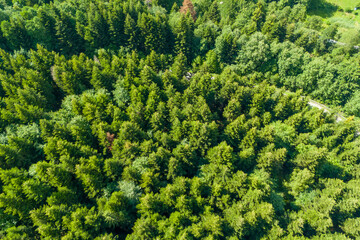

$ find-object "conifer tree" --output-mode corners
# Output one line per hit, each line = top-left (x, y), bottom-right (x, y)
(251, 0), (266, 31)
(206, 1), (220, 24)
(37, 8), (57, 50)
(171, 2), (180, 13)
(1, 17), (33, 50)
(84, 2), (110, 51)
(124, 14), (139, 50)
(174, 14), (195, 62)
(55, 12), (84, 56)
(137, 13), (156, 54)
(108, 2), (125, 48)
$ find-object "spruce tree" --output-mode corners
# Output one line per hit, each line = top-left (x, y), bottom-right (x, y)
(38, 8), (57, 50)
(84, 2), (110, 51)
(55, 12), (84, 56)
(108, 2), (125, 48)
(124, 14), (139, 50)
(206, 1), (220, 24)
(174, 14), (195, 62)
(1, 17), (33, 50)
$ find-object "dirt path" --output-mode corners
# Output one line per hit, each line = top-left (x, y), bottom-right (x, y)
(307, 99), (346, 122)
(305, 98), (360, 136)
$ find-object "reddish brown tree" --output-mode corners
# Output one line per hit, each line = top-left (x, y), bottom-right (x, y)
(180, 0), (197, 21)
(106, 132), (115, 150)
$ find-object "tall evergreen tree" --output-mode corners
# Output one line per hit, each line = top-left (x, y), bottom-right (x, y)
(37, 8), (57, 50)
(205, 1), (220, 24)
(124, 14), (139, 50)
(174, 14), (195, 62)
(84, 2), (110, 51)
(55, 12), (84, 55)
(1, 17), (33, 50)
(108, 1), (125, 48)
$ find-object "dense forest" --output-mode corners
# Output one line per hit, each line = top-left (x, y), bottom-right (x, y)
(1, 0), (360, 239)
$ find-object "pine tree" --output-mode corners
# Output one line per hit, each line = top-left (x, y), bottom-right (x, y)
(174, 14), (195, 62)
(108, 2), (125, 48)
(55, 12), (84, 56)
(171, 2), (180, 13)
(1, 17), (33, 50)
(251, 0), (266, 31)
(84, 2), (110, 51)
(206, 1), (220, 24)
(137, 13), (156, 53)
(124, 14), (139, 50)
(37, 8), (57, 50)
(171, 52), (187, 81)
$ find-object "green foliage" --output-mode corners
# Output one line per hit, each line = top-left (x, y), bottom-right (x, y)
(215, 27), (239, 64)
(0, 0), (359, 239)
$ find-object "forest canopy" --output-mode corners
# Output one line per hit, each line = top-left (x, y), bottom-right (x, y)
(0, 0), (360, 239)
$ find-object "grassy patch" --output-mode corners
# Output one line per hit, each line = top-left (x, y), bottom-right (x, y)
(309, 0), (360, 36)
(326, 0), (357, 10)
(328, 14), (360, 29)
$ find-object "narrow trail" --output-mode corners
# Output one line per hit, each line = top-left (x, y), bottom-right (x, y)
(307, 99), (345, 123)
(283, 90), (346, 123)
(327, 39), (359, 50)
(305, 97), (360, 136)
